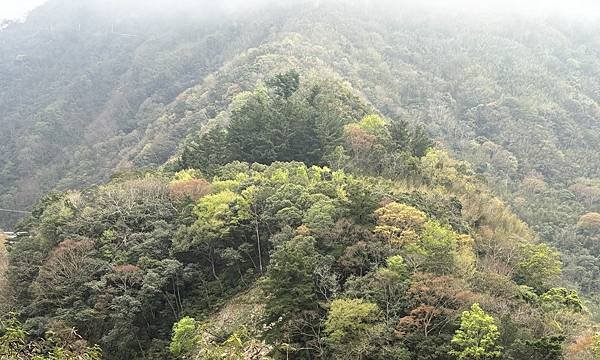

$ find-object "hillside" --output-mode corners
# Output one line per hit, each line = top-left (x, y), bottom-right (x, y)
(2, 0), (600, 359)
(1, 1), (600, 306)
(2, 71), (598, 359)
(0, 0), (286, 225)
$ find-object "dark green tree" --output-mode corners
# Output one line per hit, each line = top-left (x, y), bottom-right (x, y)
(181, 126), (231, 177)
(266, 69), (301, 99)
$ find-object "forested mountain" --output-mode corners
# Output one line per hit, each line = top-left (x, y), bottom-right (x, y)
(3, 73), (595, 359)
(2, 0), (600, 359)
(2, 0), (600, 301)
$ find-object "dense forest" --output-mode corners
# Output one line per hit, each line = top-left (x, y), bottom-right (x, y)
(2, 0), (600, 359)
(2, 0), (600, 307)
(2, 73), (597, 359)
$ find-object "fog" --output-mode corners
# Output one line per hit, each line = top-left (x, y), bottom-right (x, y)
(7, 0), (600, 24)
(108, 0), (600, 18)
(408, 0), (600, 19)
(0, 0), (46, 20)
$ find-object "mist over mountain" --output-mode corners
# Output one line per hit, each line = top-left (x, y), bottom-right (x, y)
(2, 0), (600, 359)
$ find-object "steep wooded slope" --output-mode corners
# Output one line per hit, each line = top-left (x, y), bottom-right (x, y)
(5, 72), (594, 357)
(2, 0), (600, 311)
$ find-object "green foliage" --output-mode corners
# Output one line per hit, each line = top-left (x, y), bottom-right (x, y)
(374, 201), (464, 274)
(2, 8), (596, 355)
(6, 158), (590, 359)
(265, 69), (300, 99)
(355, 114), (389, 138)
(181, 74), (431, 179)
(192, 190), (249, 241)
(263, 236), (321, 321)
(342, 114), (425, 176)
(0, 314), (27, 359)
(303, 199), (338, 234)
(385, 255), (408, 279)
(539, 288), (583, 313)
(182, 126), (231, 177)
(169, 317), (198, 356)
(181, 74), (378, 173)
(505, 336), (564, 360)
(415, 221), (460, 275)
(514, 243), (562, 292)
(1, 3), (599, 327)
(325, 298), (380, 342)
(450, 304), (502, 360)
(172, 169), (202, 182)
(324, 298), (383, 358)
(0, 313), (102, 360)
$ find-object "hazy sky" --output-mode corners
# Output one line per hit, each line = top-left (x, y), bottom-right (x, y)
(1, 0), (600, 21)
(0, 0), (46, 20)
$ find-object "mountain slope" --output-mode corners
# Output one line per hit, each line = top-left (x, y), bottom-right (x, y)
(0, 0), (292, 225)
(1, 62), (598, 359)
(1, 0), (600, 338)
(120, 2), (600, 301)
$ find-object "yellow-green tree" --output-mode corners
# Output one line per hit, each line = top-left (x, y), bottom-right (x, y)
(325, 298), (383, 359)
(450, 303), (502, 360)
(514, 243), (561, 292)
(169, 317), (198, 357)
(374, 202), (426, 245)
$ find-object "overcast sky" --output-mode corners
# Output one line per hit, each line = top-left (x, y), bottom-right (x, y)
(2, 0), (600, 21)
(0, 0), (46, 21)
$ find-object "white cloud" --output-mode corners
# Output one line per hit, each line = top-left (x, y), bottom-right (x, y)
(0, 0), (47, 21)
